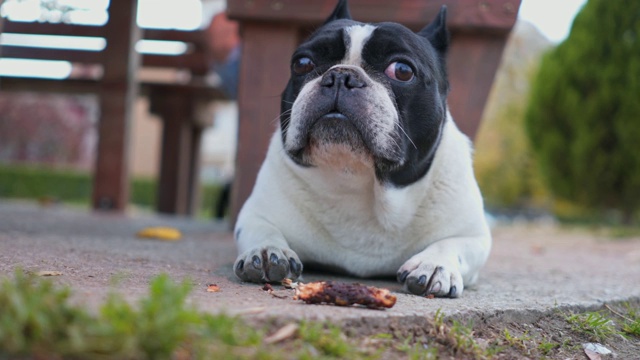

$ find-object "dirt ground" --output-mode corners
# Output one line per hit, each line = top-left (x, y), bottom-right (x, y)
(1, 201), (639, 358)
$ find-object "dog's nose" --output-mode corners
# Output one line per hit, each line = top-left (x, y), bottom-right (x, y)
(320, 68), (366, 90)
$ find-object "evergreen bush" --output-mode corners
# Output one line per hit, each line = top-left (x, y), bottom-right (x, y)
(525, 0), (640, 223)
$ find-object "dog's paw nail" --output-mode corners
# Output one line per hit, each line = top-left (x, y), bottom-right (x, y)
(269, 253), (279, 264)
(266, 260), (288, 282)
(234, 259), (248, 281)
(397, 270), (409, 283)
(449, 286), (458, 298)
(252, 255), (262, 268)
(289, 257), (302, 278)
(406, 276), (427, 295)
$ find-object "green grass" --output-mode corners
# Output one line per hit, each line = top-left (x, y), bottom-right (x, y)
(502, 329), (532, 351)
(0, 270), (384, 359)
(428, 309), (487, 359)
(2, 269), (638, 359)
(566, 311), (617, 342)
(0, 163), (223, 218)
(537, 339), (560, 355)
(618, 303), (640, 337)
(0, 270), (264, 359)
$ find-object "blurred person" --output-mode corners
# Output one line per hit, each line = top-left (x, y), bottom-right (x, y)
(203, 11), (241, 218)
(205, 12), (241, 99)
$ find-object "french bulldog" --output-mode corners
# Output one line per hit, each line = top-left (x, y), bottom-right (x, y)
(233, 0), (491, 298)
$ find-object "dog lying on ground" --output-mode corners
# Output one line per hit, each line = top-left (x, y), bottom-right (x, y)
(233, 0), (491, 298)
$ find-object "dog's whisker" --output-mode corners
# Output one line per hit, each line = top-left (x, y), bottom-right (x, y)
(271, 109), (293, 126)
(397, 123), (418, 150)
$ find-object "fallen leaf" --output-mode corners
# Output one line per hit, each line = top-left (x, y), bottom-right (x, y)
(426, 294), (435, 299)
(206, 284), (220, 292)
(264, 323), (299, 344)
(231, 307), (265, 315)
(584, 349), (601, 360)
(36, 271), (63, 276)
(136, 227), (182, 241)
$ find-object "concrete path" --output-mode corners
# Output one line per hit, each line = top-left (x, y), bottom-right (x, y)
(1, 202), (639, 334)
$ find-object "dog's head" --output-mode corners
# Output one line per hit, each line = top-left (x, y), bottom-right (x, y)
(280, 0), (450, 186)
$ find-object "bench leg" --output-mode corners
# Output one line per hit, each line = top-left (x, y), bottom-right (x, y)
(93, 90), (134, 211)
(230, 23), (298, 226)
(152, 92), (202, 216)
(92, 0), (140, 211)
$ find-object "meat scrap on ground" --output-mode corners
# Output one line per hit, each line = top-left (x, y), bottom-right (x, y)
(293, 281), (397, 309)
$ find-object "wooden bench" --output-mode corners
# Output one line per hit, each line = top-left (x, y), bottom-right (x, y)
(227, 0), (522, 225)
(0, 0), (225, 215)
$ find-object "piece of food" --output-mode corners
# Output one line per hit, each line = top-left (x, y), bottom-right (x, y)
(294, 281), (397, 309)
(35, 271), (63, 277)
(206, 284), (220, 292)
(136, 227), (182, 241)
(282, 278), (297, 289)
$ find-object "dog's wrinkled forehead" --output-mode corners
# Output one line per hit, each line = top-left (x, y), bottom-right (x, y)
(298, 19), (443, 82)
(303, 19), (379, 65)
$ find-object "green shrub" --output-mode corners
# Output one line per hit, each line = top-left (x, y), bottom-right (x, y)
(0, 270), (263, 359)
(525, 0), (640, 224)
(0, 164), (223, 216)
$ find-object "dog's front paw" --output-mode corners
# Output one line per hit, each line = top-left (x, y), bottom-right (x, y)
(396, 257), (463, 298)
(234, 246), (303, 283)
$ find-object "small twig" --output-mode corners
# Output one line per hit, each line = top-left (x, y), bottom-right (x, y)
(604, 304), (634, 323)
(268, 291), (289, 299)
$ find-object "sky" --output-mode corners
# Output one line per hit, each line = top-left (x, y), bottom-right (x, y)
(518, 0), (587, 43)
(1, 0), (589, 41)
(0, 0), (588, 78)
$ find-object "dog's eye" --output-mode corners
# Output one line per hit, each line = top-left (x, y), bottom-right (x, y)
(293, 57), (316, 75)
(385, 62), (414, 82)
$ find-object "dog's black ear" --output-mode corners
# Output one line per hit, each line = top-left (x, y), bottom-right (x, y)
(324, 0), (352, 24)
(418, 6), (449, 54)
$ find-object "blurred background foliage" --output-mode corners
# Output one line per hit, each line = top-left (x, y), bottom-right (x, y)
(474, 21), (551, 213)
(475, 0), (639, 227)
(0, 164), (223, 218)
(525, 0), (640, 225)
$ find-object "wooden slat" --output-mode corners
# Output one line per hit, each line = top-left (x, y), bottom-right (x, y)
(228, 0), (521, 33)
(142, 53), (208, 74)
(0, 45), (103, 64)
(1, 45), (207, 72)
(142, 29), (204, 44)
(2, 20), (106, 37)
(0, 76), (100, 93)
(139, 81), (226, 101)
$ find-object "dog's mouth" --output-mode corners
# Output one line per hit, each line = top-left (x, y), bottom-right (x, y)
(309, 112), (365, 145)
(287, 111), (371, 164)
